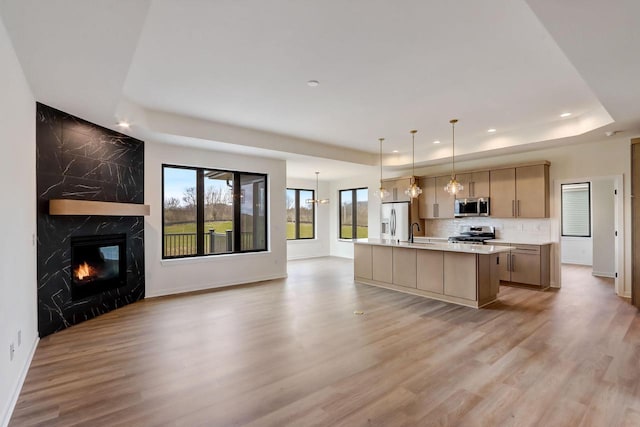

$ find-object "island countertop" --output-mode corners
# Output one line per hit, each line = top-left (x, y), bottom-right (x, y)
(355, 238), (512, 255)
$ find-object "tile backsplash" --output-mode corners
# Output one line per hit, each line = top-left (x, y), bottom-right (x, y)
(426, 217), (552, 241)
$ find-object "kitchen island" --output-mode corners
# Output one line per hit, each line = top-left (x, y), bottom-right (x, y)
(354, 239), (512, 308)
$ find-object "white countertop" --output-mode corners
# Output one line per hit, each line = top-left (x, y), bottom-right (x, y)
(486, 239), (555, 246)
(355, 238), (512, 255)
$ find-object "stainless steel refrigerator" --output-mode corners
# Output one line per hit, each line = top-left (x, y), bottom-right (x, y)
(380, 202), (410, 242)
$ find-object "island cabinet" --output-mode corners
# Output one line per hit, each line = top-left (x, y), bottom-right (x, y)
(381, 177), (412, 203)
(393, 247), (416, 288)
(372, 246), (393, 283)
(489, 164), (549, 218)
(353, 240), (507, 308)
(418, 176), (455, 219)
(455, 171), (490, 199)
(494, 243), (551, 288)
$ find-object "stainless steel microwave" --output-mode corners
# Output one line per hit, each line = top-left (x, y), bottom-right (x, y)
(454, 197), (490, 217)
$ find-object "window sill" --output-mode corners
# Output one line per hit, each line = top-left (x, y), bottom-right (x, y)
(160, 251), (271, 266)
(287, 238), (318, 243)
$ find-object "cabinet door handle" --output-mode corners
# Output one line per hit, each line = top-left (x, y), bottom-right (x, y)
(517, 200), (521, 217)
(506, 253), (511, 271)
(512, 200), (515, 217)
(511, 254), (515, 272)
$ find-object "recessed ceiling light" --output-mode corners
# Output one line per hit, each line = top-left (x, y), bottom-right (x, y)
(433, 140), (441, 144)
(560, 112), (572, 118)
(307, 80), (319, 87)
(117, 121), (130, 129)
(487, 128), (497, 133)
(392, 150), (399, 153)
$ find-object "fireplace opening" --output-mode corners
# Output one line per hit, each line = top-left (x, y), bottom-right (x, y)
(70, 234), (126, 300)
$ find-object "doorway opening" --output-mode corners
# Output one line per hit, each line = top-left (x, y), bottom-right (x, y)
(556, 175), (623, 295)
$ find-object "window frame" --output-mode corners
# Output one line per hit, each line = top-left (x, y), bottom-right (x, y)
(561, 182), (591, 238)
(286, 188), (316, 240)
(339, 187), (368, 240)
(162, 164), (268, 259)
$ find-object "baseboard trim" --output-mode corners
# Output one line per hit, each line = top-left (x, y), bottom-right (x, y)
(287, 254), (328, 261)
(592, 271), (615, 278)
(2, 336), (38, 427)
(146, 273), (287, 298)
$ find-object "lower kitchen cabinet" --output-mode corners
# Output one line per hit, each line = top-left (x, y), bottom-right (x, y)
(393, 247), (417, 288)
(495, 243), (551, 287)
(353, 242), (506, 308)
(417, 250), (443, 293)
(372, 246), (393, 283)
(444, 252), (477, 300)
(354, 244), (372, 280)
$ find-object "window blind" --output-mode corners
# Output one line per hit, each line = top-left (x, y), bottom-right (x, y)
(562, 183), (591, 237)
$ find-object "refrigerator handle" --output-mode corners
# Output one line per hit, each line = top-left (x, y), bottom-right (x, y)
(391, 209), (396, 237)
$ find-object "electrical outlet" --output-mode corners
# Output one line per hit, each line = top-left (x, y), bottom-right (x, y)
(9, 343), (15, 361)
(18, 330), (21, 347)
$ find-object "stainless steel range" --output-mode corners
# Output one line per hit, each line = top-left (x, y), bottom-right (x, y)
(448, 226), (495, 245)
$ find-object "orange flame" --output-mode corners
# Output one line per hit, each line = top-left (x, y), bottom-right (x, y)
(75, 262), (96, 281)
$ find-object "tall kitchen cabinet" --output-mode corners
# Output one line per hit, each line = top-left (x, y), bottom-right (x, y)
(418, 176), (455, 219)
(489, 163), (549, 218)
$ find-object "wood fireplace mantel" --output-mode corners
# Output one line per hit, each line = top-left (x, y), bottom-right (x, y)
(49, 199), (150, 216)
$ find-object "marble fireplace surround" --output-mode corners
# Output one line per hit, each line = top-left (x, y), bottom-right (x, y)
(36, 103), (146, 337)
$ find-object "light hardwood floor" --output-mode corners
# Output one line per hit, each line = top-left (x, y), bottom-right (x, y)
(10, 259), (640, 426)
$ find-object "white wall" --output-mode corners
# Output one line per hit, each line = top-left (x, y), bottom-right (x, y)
(286, 177), (330, 260)
(0, 16), (38, 427)
(329, 169), (380, 259)
(561, 236), (593, 265)
(144, 142), (287, 297)
(592, 178), (616, 277)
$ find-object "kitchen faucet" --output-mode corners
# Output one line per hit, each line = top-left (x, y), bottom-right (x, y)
(409, 222), (421, 243)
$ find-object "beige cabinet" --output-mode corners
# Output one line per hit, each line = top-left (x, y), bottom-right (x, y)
(416, 250), (443, 293)
(419, 176), (454, 219)
(381, 177), (412, 203)
(354, 244), (372, 280)
(444, 252), (477, 300)
(372, 246), (393, 283)
(456, 171), (490, 198)
(489, 164), (549, 218)
(418, 177), (436, 219)
(489, 168), (517, 217)
(393, 247), (417, 288)
(496, 243), (551, 287)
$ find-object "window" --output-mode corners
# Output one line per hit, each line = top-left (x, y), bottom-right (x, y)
(163, 165), (267, 258)
(562, 182), (591, 237)
(339, 188), (368, 239)
(286, 188), (315, 240)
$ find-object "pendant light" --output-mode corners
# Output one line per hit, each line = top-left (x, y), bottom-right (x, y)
(444, 119), (464, 195)
(404, 130), (422, 198)
(306, 171), (329, 204)
(376, 137), (390, 200)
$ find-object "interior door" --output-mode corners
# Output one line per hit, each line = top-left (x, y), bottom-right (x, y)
(632, 140), (640, 308)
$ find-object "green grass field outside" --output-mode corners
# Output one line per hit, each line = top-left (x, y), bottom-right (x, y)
(341, 225), (368, 239)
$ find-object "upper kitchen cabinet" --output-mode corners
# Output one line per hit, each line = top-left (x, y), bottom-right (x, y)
(455, 171), (490, 198)
(436, 176), (455, 218)
(381, 177), (412, 203)
(489, 163), (549, 218)
(418, 176), (454, 219)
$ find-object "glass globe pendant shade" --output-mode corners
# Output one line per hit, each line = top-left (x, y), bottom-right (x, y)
(404, 130), (422, 199)
(444, 177), (464, 195)
(405, 182), (422, 198)
(376, 186), (390, 199)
